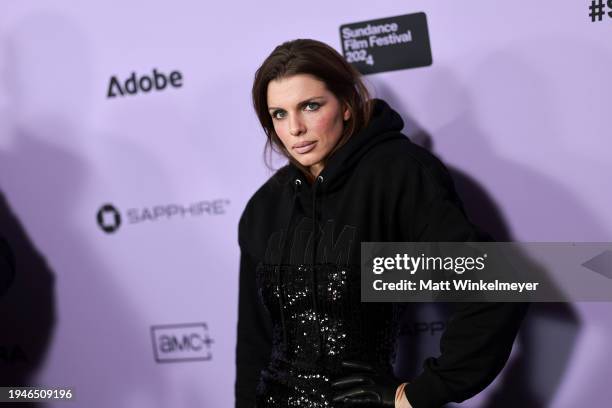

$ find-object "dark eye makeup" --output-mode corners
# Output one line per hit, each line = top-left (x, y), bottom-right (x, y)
(271, 101), (322, 120)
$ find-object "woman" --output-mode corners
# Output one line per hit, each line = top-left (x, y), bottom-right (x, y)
(235, 39), (529, 408)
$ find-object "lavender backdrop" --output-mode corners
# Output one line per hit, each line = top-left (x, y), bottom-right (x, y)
(0, 1), (610, 407)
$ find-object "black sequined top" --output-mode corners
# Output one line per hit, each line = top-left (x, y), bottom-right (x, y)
(254, 262), (403, 407)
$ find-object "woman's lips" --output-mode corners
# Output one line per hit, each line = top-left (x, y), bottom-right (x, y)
(293, 141), (317, 154)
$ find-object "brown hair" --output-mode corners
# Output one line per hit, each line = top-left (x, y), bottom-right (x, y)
(251, 38), (374, 181)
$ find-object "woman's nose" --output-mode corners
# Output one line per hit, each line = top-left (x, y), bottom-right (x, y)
(289, 115), (305, 136)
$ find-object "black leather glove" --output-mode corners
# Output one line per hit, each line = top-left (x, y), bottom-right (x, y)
(330, 360), (399, 407)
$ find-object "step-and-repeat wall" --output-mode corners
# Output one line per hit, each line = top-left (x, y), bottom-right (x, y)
(1, 1), (610, 407)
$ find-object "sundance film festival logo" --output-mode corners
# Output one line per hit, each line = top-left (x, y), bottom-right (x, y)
(340, 12), (432, 75)
(151, 323), (214, 363)
(96, 199), (230, 234)
(107, 68), (183, 98)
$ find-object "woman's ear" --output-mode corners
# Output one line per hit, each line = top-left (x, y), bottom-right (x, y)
(343, 104), (351, 121)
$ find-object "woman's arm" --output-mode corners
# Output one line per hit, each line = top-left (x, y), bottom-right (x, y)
(395, 148), (530, 407)
(235, 242), (273, 407)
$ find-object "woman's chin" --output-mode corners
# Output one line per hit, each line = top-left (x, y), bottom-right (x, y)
(293, 156), (318, 168)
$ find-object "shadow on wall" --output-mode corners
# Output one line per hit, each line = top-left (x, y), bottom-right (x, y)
(0, 127), (171, 408)
(0, 191), (54, 408)
(371, 72), (594, 406)
(0, 10), (172, 408)
(408, 129), (579, 408)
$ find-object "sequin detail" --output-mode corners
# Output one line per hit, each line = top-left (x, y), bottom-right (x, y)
(255, 263), (402, 407)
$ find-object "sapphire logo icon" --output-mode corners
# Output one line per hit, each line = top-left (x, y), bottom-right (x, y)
(96, 204), (121, 233)
(96, 199), (230, 233)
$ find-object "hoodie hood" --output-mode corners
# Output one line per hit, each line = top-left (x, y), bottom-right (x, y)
(278, 97), (407, 265)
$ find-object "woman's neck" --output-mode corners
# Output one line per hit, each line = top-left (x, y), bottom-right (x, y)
(308, 163), (323, 181)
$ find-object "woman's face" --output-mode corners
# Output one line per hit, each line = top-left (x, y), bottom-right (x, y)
(267, 73), (351, 178)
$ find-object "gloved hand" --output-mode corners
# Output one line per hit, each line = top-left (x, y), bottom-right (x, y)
(330, 360), (400, 407)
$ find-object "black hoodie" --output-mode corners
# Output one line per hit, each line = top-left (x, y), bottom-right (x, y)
(235, 98), (529, 408)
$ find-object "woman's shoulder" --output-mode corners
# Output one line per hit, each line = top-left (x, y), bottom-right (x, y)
(237, 165), (298, 253)
(247, 165), (292, 205)
(239, 165), (292, 231)
(363, 134), (452, 183)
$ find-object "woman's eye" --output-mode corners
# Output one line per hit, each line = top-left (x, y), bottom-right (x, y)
(271, 102), (319, 120)
(272, 110), (286, 120)
(305, 102), (320, 111)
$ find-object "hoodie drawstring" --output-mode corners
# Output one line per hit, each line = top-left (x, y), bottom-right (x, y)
(278, 175), (325, 360)
(311, 175), (324, 360)
(277, 178), (302, 350)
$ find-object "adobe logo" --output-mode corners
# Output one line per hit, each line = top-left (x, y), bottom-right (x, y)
(107, 68), (183, 98)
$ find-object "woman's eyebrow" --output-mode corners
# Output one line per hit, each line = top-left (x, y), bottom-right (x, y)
(268, 96), (324, 111)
